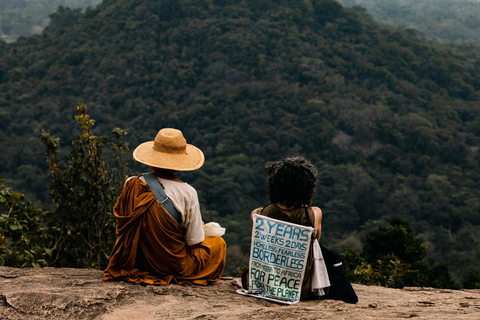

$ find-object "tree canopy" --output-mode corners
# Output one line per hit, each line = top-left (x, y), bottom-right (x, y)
(0, 0), (479, 283)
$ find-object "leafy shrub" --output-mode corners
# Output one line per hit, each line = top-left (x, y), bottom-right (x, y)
(345, 218), (454, 288)
(41, 104), (129, 268)
(0, 179), (54, 268)
(463, 269), (480, 289)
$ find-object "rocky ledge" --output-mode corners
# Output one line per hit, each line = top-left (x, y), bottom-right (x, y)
(0, 266), (479, 319)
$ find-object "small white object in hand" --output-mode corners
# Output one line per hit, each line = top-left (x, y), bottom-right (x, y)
(203, 222), (226, 237)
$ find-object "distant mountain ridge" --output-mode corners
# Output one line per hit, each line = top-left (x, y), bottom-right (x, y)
(0, 0), (479, 283)
(0, 0), (102, 42)
(338, 0), (480, 43)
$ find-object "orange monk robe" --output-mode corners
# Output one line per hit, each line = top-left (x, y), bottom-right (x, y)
(104, 177), (226, 285)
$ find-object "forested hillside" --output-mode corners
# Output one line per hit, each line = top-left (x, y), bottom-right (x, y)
(1, 0), (480, 284)
(0, 0), (101, 42)
(338, 0), (480, 43)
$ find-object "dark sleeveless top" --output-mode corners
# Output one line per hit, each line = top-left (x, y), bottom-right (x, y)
(257, 204), (316, 300)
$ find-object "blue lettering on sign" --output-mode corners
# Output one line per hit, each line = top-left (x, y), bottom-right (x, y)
(274, 223), (284, 237)
(283, 225), (293, 239)
(267, 219), (276, 233)
(255, 217), (311, 241)
(250, 216), (315, 303)
(299, 229), (310, 242)
(255, 217), (265, 231)
(292, 227), (301, 240)
(252, 247), (306, 270)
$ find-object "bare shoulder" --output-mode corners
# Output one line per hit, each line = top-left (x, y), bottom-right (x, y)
(312, 206), (323, 220)
(312, 206), (322, 213)
(251, 207), (262, 216)
(250, 207), (263, 225)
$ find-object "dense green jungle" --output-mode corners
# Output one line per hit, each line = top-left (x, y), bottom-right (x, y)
(0, 0), (480, 288)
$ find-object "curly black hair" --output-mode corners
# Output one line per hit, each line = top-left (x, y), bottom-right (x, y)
(264, 157), (318, 208)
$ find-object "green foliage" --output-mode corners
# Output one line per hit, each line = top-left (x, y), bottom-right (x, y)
(353, 258), (412, 288)
(41, 104), (129, 268)
(313, 0), (344, 25)
(0, 179), (54, 268)
(425, 261), (455, 289)
(363, 218), (425, 265)
(47, 6), (83, 32)
(233, 264), (248, 278)
(463, 269), (480, 289)
(216, 215), (252, 276)
(0, 0), (479, 285)
(346, 218), (454, 288)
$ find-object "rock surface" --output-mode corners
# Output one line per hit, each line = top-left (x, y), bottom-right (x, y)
(1, 266), (479, 319)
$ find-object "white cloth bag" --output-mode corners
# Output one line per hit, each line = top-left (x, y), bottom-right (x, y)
(311, 239), (331, 296)
(203, 222), (226, 237)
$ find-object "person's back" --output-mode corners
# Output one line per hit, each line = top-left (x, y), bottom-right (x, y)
(104, 128), (226, 285)
(255, 203), (316, 300)
(251, 157), (357, 303)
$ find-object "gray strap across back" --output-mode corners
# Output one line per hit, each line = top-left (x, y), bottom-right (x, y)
(143, 172), (182, 224)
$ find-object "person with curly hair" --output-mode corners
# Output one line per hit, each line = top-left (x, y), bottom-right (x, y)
(251, 157), (357, 303)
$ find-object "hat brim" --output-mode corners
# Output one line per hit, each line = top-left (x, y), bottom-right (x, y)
(133, 141), (205, 171)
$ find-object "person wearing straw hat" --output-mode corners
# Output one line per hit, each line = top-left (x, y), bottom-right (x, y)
(104, 128), (226, 285)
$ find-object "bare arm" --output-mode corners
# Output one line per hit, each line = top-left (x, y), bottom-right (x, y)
(250, 207), (262, 225)
(312, 206), (322, 240)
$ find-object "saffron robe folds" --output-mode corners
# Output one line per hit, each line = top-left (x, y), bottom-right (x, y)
(104, 177), (226, 285)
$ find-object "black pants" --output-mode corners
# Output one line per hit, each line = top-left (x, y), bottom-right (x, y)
(320, 245), (358, 304)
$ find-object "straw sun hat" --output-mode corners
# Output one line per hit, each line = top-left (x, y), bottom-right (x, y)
(133, 128), (205, 171)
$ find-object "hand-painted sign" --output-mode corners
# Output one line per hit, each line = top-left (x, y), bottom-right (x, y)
(238, 214), (314, 304)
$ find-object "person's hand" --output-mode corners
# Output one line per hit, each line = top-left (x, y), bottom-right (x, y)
(250, 207), (262, 225)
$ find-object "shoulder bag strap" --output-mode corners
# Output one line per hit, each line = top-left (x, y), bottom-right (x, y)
(304, 206), (318, 240)
(304, 206), (314, 227)
(143, 172), (182, 224)
(260, 203), (272, 213)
